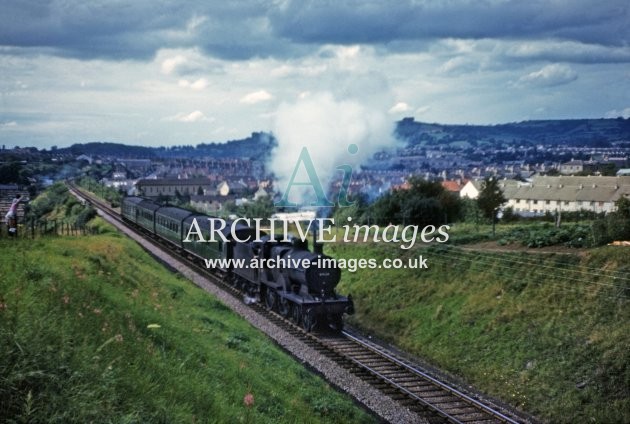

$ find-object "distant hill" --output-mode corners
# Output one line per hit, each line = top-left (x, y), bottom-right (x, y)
(60, 132), (277, 159)
(57, 118), (630, 159)
(59, 142), (157, 158)
(396, 117), (630, 148)
(157, 131), (277, 159)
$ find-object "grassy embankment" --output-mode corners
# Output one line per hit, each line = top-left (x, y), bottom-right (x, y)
(331, 226), (629, 423)
(0, 231), (374, 423)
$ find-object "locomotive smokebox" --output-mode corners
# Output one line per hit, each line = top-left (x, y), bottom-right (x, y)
(287, 250), (341, 296)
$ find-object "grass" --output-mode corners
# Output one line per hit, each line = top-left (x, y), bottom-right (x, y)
(330, 240), (630, 423)
(0, 234), (375, 424)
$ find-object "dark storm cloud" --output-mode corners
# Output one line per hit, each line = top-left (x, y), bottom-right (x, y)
(0, 1), (184, 59)
(0, 0), (628, 61)
(270, 0), (630, 47)
(0, 0), (292, 60)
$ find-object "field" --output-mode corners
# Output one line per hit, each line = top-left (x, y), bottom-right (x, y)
(0, 232), (374, 423)
(331, 233), (630, 423)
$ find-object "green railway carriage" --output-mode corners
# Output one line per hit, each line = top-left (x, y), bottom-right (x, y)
(121, 196), (143, 224)
(182, 214), (223, 262)
(136, 200), (161, 232)
(154, 206), (193, 248)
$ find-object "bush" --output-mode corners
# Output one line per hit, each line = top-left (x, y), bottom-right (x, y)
(498, 224), (594, 248)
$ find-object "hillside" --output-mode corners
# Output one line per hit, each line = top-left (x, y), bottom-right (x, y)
(332, 239), (629, 423)
(0, 233), (374, 423)
(52, 118), (630, 161)
(396, 117), (630, 148)
(59, 132), (277, 159)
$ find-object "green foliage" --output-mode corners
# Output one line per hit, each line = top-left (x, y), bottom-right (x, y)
(616, 196), (630, 219)
(332, 193), (370, 225)
(501, 207), (519, 223)
(459, 197), (483, 224)
(500, 223), (592, 248)
(237, 196), (275, 220)
(77, 177), (122, 208)
(27, 182), (70, 219)
(0, 162), (26, 184)
(477, 177), (506, 220)
(368, 176), (461, 225)
(25, 182), (98, 229)
(333, 241), (630, 422)
(590, 197), (630, 245)
(0, 236), (374, 424)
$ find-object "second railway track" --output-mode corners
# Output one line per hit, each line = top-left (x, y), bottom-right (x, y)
(68, 182), (529, 424)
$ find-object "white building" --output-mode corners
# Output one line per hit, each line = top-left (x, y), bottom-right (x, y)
(459, 180), (483, 199)
(505, 176), (630, 215)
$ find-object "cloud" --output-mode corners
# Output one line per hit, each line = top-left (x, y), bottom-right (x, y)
(240, 90), (273, 104)
(438, 56), (482, 74)
(605, 108), (630, 119)
(162, 55), (188, 75)
(164, 110), (211, 123)
(178, 78), (208, 90)
(1, 1), (628, 62)
(415, 106), (430, 115)
(504, 40), (630, 64)
(517, 64), (578, 87)
(0, 121), (18, 128)
(388, 102), (411, 114)
(270, 1), (630, 47)
(270, 63), (327, 78)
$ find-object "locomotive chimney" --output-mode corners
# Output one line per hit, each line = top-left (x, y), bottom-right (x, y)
(312, 225), (324, 255)
(314, 240), (324, 255)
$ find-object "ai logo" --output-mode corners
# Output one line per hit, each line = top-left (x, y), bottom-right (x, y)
(275, 144), (359, 207)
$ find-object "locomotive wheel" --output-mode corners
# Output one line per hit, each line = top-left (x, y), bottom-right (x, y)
(277, 297), (290, 317)
(291, 304), (301, 325)
(302, 308), (317, 332)
(264, 289), (276, 311)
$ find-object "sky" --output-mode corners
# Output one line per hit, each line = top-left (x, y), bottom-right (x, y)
(0, 0), (629, 149)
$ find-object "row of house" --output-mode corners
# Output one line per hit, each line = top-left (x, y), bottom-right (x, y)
(134, 178), (270, 214)
(135, 178), (252, 198)
(459, 176), (630, 215)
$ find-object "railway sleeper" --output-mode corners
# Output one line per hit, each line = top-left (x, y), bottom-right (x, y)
(444, 407), (489, 417)
(409, 391), (456, 401)
(431, 401), (470, 410)
(417, 395), (461, 404)
(466, 418), (504, 424)
(399, 382), (439, 391)
(379, 371), (418, 379)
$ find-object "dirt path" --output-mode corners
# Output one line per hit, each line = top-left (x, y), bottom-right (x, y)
(458, 240), (585, 255)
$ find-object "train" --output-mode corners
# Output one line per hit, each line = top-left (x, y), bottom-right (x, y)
(121, 196), (354, 331)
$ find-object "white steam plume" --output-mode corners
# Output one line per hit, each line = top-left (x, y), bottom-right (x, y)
(270, 92), (394, 207)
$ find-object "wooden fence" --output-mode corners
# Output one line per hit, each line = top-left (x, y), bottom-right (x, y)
(1, 218), (96, 238)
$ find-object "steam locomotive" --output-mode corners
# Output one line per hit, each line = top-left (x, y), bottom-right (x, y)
(121, 196), (354, 331)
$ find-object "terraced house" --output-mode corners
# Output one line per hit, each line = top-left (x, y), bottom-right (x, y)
(136, 178), (215, 198)
(504, 176), (630, 215)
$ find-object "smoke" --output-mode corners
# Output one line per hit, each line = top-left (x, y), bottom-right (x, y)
(270, 91), (394, 207)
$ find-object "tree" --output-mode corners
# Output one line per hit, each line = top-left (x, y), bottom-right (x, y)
(615, 196), (630, 219)
(238, 196), (275, 221)
(477, 177), (506, 236)
(368, 176), (462, 226)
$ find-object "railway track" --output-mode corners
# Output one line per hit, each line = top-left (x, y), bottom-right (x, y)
(68, 182), (527, 424)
